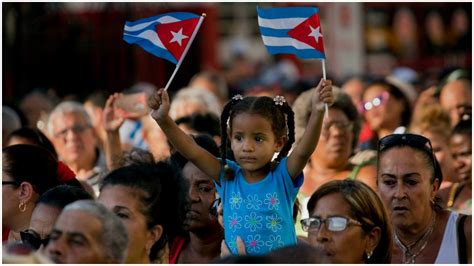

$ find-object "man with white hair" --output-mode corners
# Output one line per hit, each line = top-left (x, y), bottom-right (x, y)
(48, 101), (107, 195)
(440, 79), (472, 127)
(44, 200), (128, 264)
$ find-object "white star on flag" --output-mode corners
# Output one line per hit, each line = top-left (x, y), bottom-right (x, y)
(170, 28), (188, 46)
(308, 25), (323, 43)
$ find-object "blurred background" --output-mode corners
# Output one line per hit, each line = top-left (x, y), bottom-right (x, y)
(3, 2), (471, 104)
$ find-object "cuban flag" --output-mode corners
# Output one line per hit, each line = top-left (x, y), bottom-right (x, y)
(123, 12), (201, 64)
(257, 6), (325, 59)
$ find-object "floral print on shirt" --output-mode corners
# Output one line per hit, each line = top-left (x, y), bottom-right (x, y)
(265, 213), (283, 232)
(245, 234), (264, 253)
(244, 212), (263, 232)
(264, 192), (280, 210)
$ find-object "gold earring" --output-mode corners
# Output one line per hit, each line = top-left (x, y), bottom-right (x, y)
(18, 202), (27, 212)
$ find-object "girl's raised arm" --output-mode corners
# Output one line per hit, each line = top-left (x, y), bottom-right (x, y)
(148, 89), (222, 182)
(286, 79), (334, 179)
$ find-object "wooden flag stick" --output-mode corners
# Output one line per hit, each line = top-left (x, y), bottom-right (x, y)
(322, 59), (328, 118)
(165, 13), (206, 91)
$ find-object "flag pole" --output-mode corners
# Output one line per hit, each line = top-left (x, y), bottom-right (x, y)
(164, 13), (206, 91)
(322, 59), (328, 118)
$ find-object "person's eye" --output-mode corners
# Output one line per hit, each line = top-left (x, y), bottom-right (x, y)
(255, 136), (264, 142)
(198, 185), (213, 193)
(70, 238), (85, 246)
(382, 179), (396, 186)
(405, 179), (418, 186)
(116, 212), (129, 219)
(49, 232), (60, 241)
(234, 135), (242, 141)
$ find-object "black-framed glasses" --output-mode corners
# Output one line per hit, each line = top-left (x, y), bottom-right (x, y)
(301, 216), (362, 232)
(54, 124), (91, 138)
(209, 197), (221, 217)
(20, 229), (50, 250)
(2, 181), (18, 186)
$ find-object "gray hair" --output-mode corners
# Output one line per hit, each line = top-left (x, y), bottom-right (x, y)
(3, 106), (21, 133)
(293, 86), (361, 152)
(190, 71), (229, 100)
(169, 87), (222, 120)
(47, 101), (92, 136)
(62, 200), (128, 263)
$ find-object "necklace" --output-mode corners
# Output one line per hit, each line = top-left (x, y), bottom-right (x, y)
(394, 212), (436, 264)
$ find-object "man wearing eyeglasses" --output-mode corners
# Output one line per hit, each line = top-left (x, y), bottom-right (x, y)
(48, 101), (107, 196)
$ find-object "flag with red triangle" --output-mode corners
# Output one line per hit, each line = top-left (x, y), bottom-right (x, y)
(257, 6), (325, 59)
(124, 12), (201, 64)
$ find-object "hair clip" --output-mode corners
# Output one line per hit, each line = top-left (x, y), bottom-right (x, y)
(232, 94), (243, 101)
(273, 95), (286, 106)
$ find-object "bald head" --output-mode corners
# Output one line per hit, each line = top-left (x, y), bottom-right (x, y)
(440, 79), (471, 126)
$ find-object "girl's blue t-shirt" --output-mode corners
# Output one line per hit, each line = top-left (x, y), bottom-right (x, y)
(215, 157), (303, 255)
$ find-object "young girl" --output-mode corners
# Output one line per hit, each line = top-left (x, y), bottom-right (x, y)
(149, 79), (333, 255)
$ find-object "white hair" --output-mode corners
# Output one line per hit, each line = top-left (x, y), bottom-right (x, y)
(47, 101), (92, 136)
(169, 87), (222, 120)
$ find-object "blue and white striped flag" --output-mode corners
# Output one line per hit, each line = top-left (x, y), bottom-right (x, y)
(123, 12), (201, 64)
(257, 6), (326, 59)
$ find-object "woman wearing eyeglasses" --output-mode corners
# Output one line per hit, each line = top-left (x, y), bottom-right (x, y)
(293, 87), (377, 237)
(360, 77), (416, 150)
(377, 133), (472, 263)
(302, 179), (392, 263)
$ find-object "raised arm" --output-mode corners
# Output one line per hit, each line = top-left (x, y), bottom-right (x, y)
(148, 88), (222, 181)
(286, 79), (334, 179)
(103, 93), (125, 171)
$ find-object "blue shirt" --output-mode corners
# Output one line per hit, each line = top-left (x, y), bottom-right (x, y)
(215, 157), (303, 255)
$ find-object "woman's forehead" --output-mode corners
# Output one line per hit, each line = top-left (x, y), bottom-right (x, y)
(379, 147), (431, 174)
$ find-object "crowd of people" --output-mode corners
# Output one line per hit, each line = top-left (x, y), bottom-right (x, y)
(2, 65), (472, 263)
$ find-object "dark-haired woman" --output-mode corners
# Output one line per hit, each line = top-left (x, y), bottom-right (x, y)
(98, 161), (185, 263)
(377, 133), (471, 263)
(3, 145), (62, 243)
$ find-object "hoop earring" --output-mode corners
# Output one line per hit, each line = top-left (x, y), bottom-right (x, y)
(366, 250), (373, 260)
(18, 202), (27, 212)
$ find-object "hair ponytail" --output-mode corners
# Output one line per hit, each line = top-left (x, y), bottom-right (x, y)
(273, 101), (295, 168)
(219, 95), (243, 179)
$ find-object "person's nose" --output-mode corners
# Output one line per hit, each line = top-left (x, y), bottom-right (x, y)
(242, 138), (254, 152)
(45, 239), (64, 262)
(315, 224), (331, 243)
(394, 180), (406, 199)
(188, 186), (200, 203)
(65, 128), (80, 141)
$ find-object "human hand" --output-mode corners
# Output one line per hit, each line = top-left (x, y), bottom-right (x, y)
(103, 93), (125, 132)
(312, 78), (334, 112)
(148, 88), (170, 123)
(220, 236), (246, 257)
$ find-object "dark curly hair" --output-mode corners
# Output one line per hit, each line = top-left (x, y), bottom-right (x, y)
(220, 95), (295, 179)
